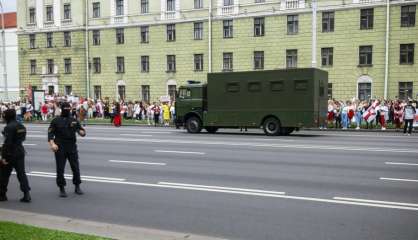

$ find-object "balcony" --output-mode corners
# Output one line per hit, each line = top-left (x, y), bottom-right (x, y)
(218, 5), (239, 16)
(43, 21), (55, 28)
(280, 0), (305, 10)
(353, 0), (383, 3)
(61, 19), (72, 26)
(161, 11), (179, 20)
(111, 15), (128, 24)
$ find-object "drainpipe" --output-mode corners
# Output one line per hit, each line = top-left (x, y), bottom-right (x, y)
(383, 0), (390, 99)
(311, 0), (317, 68)
(208, 0), (212, 73)
(85, 0), (91, 98)
(0, 1), (9, 101)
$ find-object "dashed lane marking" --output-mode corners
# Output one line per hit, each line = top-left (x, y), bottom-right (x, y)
(109, 160), (166, 166)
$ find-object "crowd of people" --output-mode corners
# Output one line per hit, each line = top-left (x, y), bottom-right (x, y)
(0, 95), (416, 134)
(325, 98), (417, 135)
(0, 95), (176, 127)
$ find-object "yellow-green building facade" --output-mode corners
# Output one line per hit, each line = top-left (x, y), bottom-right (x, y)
(17, 0), (418, 102)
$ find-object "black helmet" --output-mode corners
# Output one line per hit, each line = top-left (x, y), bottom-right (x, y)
(3, 109), (16, 123)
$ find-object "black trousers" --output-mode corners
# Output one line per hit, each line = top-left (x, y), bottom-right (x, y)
(55, 144), (81, 187)
(0, 153), (31, 194)
(404, 119), (414, 134)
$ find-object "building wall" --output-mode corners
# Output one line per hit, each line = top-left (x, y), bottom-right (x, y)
(0, 28), (20, 101)
(17, 0), (418, 102)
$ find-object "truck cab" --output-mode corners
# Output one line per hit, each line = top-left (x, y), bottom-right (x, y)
(175, 82), (207, 131)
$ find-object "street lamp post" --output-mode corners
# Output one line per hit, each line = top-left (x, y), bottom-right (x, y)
(0, 0), (8, 102)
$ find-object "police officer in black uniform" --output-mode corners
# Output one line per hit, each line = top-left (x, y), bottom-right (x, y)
(48, 102), (86, 198)
(0, 109), (31, 202)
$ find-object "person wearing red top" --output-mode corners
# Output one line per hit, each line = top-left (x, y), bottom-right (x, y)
(41, 102), (49, 121)
(113, 102), (122, 127)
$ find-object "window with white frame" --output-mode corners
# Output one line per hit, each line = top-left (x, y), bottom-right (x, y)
(194, 22), (203, 40)
(116, 0), (124, 15)
(141, 0), (149, 13)
(224, 0), (234, 6)
(47, 59), (54, 74)
(93, 57), (101, 73)
(93, 2), (101, 18)
(46, 32), (53, 48)
(194, 54), (204, 71)
(30, 60), (37, 74)
(167, 0), (176, 11)
(64, 58), (72, 74)
(46, 5), (53, 22)
(29, 34), (36, 49)
(63, 4), (71, 20)
(116, 57), (125, 73)
(167, 55), (176, 72)
(254, 17), (265, 37)
(92, 30), (100, 45)
(223, 52), (233, 71)
(141, 56), (150, 72)
(141, 26), (149, 43)
(321, 47), (333, 67)
(63, 32), (71, 47)
(286, 49), (297, 68)
(194, 0), (203, 9)
(287, 15), (298, 34)
(223, 20), (233, 38)
(167, 24), (176, 41)
(359, 45), (373, 66)
(254, 51), (264, 70)
(29, 8), (36, 24)
(116, 28), (124, 44)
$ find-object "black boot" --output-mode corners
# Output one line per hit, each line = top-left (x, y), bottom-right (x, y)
(20, 192), (31, 203)
(0, 193), (7, 202)
(59, 187), (67, 198)
(75, 185), (84, 195)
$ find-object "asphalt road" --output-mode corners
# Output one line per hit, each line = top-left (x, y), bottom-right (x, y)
(1, 124), (418, 240)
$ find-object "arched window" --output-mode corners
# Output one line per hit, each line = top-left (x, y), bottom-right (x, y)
(357, 75), (372, 101)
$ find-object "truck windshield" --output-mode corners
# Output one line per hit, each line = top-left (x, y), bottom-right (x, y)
(178, 88), (192, 98)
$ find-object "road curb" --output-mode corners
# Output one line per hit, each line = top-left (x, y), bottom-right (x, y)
(0, 208), (227, 240)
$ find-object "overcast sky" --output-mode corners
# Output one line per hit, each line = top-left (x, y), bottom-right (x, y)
(2, 0), (17, 13)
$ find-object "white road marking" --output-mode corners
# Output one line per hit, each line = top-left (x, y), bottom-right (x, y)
(23, 143), (37, 146)
(30, 171), (126, 182)
(109, 160), (166, 166)
(24, 173), (418, 211)
(333, 197), (418, 207)
(27, 135), (418, 154)
(385, 162), (418, 166)
(141, 131), (172, 134)
(380, 177), (418, 183)
(119, 134), (153, 137)
(154, 150), (206, 155)
(158, 182), (285, 195)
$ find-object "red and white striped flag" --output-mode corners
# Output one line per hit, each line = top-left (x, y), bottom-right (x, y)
(362, 100), (379, 123)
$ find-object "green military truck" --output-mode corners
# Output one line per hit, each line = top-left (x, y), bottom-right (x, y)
(175, 68), (328, 136)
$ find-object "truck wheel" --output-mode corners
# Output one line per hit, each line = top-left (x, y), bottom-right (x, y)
(186, 116), (202, 133)
(205, 127), (219, 133)
(263, 117), (281, 136)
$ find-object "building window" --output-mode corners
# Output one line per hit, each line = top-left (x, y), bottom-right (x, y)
(141, 85), (150, 103)
(63, 32), (71, 47)
(254, 17), (265, 37)
(194, 22), (203, 40)
(358, 83), (371, 101)
(93, 2), (101, 18)
(92, 30), (100, 45)
(322, 11), (334, 32)
(29, 8), (36, 24)
(401, 5), (416, 27)
(116, 57), (125, 73)
(223, 20), (233, 38)
(194, 0), (203, 9)
(116, 28), (124, 44)
(327, 83), (332, 99)
(141, 0), (149, 13)
(167, 55), (176, 72)
(46, 5), (53, 22)
(63, 4), (71, 20)
(29, 34), (36, 49)
(360, 8), (374, 30)
(287, 15), (298, 34)
(64, 85), (72, 95)
(64, 58), (72, 74)
(321, 47), (333, 67)
(167, 0), (176, 11)
(286, 49), (297, 68)
(94, 85), (102, 99)
(141, 26), (149, 43)
(400, 44), (414, 64)
(399, 82), (413, 100)
(47, 59), (54, 74)
(254, 51), (264, 70)
(141, 56), (149, 72)
(194, 54), (204, 71)
(167, 24), (176, 41)
(118, 85), (126, 100)
(116, 0), (124, 15)
(223, 52), (233, 71)
(30, 60), (37, 74)
(46, 32), (53, 48)
(168, 85), (176, 101)
(359, 45), (373, 66)
(224, 0), (234, 6)
(93, 57), (101, 73)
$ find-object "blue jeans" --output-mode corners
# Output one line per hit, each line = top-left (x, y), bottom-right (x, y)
(341, 112), (349, 128)
(356, 112), (362, 128)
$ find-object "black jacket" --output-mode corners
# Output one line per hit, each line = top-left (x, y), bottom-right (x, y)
(48, 117), (84, 145)
(1, 120), (26, 160)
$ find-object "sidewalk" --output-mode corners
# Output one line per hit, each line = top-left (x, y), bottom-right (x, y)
(0, 208), (227, 240)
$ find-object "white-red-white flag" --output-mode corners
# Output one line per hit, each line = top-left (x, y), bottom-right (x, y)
(362, 100), (379, 123)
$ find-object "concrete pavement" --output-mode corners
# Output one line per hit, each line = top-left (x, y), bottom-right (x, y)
(1, 125), (418, 240)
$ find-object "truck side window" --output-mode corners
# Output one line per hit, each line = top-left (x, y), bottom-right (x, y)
(179, 88), (192, 98)
(270, 81), (284, 91)
(294, 80), (308, 91)
(248, 82), (261, 92)
(226, 82), (240, 92)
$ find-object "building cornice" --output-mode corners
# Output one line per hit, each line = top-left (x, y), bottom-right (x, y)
(17, 0), (418, 34)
